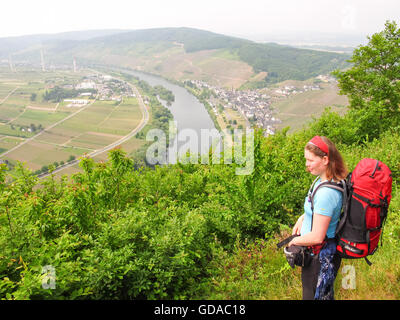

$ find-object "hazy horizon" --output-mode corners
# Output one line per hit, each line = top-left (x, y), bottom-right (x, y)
(0, 27), (369, 48)
(1, 0), (399, 45)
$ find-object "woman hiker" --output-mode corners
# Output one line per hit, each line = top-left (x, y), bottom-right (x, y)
(288, 135), (348, 300)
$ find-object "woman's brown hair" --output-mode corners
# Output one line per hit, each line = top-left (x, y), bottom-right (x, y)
(305, 136), (348, 181)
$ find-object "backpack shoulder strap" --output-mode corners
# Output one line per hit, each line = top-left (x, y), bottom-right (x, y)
(309, 178), (347, 234)
(335, 174), (352, 236)
(309, 179), (345, 213)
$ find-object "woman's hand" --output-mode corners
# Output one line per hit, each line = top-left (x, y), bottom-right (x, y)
(292, 214), (304, 236)
(289, 214), (331, 247)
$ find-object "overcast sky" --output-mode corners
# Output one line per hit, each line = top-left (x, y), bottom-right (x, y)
(1, 0), (399, 40)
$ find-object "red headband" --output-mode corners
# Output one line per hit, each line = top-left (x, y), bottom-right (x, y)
(308, 136), (329, 155)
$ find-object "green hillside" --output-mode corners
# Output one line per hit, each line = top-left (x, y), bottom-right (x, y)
(85, 27), (249, 52)
(237, 42), (349, 83)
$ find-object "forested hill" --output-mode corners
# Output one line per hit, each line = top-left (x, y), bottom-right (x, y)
(2, 27), (350, 86)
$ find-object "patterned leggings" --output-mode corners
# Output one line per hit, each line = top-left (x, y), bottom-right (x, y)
(301, 243), (342, 300)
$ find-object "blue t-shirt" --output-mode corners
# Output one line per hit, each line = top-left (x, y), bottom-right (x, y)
(300, 178), (343, 239)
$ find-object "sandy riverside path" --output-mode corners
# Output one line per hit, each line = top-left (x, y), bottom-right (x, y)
(36, 83), (149, 179)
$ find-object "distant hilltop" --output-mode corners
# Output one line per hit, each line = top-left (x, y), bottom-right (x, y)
(0, 27), (350, 89)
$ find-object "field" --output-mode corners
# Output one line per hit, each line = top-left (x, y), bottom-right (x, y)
(214, 107), (248, 133)
(269, 82), (349, 132)
(0, 68), (146, 173)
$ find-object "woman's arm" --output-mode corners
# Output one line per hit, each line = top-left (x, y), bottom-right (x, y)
(288, 214), (331, 246)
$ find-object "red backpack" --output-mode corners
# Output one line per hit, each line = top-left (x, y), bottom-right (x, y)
(335, 158), (392, 265)
(306, 158), (392, 265)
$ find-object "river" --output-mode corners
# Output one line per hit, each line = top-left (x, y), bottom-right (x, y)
(121, 69), (219, 163)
